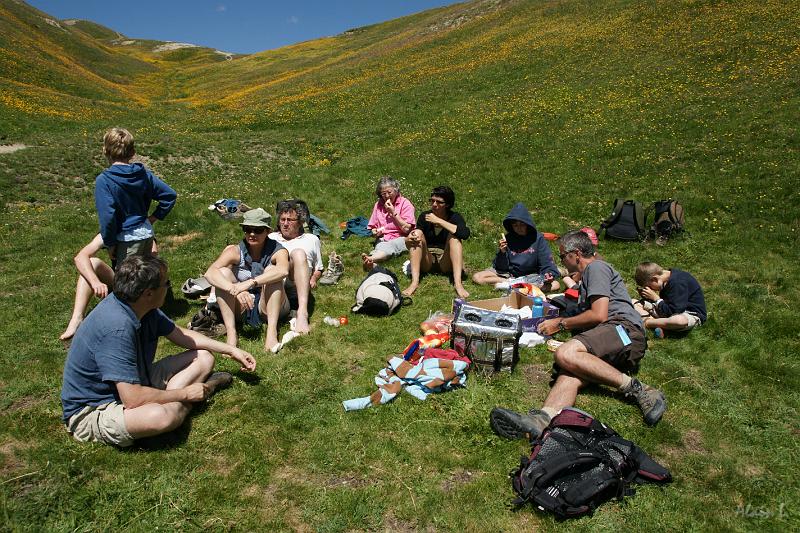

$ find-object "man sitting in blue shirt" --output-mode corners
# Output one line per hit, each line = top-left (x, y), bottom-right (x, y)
(61, 255), (256, 447)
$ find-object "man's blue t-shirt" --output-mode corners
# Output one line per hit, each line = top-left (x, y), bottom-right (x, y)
(60, 294), (175, 422)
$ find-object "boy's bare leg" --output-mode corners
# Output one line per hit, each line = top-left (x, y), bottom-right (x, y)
(644, 315), (689, 331)
(60, 258), (114, 340)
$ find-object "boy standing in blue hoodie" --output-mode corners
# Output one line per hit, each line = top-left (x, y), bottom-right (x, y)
(95, 128), (177, 267)
(472, 202), (561, 291)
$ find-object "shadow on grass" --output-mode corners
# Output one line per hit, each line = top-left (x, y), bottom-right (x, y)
(161, 288), (190, 318)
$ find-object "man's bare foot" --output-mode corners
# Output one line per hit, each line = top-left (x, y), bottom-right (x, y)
(455, 285), (470, 299)
(402, 283), (418, 297)
(59, 317), (83, 341)
(205, 371), (233, 396)
(294, 312), (310, 334)
(361, 253), (375, 271)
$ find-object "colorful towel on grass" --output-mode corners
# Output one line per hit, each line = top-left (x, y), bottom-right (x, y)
(343, 352), (469, 411)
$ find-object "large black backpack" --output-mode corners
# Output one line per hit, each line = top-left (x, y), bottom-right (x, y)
(510, 408), (671, 519)
(647, 199), (685, 241)
(599, 199), (646, 240)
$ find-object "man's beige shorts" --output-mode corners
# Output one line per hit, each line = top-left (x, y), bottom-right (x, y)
(65, 353), (190, 447)
(66, 402), (134, 448)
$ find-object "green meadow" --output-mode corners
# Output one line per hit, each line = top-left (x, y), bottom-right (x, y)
(1, 0), (798, 530)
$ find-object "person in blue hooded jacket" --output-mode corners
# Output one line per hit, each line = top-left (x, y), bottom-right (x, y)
(472, 202), (561, 292)
(94, 127), (177, 267)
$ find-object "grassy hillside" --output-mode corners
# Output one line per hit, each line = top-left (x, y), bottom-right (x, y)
(0, 0), (798, 531)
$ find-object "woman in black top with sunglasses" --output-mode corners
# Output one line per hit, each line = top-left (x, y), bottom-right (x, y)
(402, 186), (471, 299)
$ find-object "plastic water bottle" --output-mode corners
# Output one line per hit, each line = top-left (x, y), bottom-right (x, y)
(532, 297), (544, 318)
(323, 315), (340, 327)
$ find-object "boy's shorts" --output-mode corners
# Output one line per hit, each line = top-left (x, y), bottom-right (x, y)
(568, 318), (646, 373)
(112, 237), (154, 269)
(673, 311), (703, 331)
(371, 237), (407, 258)
(640, 301), (703, 331)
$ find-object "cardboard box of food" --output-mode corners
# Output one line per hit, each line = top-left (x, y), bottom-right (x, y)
(452, 290), (559, 333)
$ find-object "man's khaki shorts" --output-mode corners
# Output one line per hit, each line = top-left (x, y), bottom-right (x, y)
(571, 318), (647, 372)
(66, 402), (134, 448)
(65, 354), (191, 447)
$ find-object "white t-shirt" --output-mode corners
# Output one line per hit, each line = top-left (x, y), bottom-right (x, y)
(268, 232), (323, 272)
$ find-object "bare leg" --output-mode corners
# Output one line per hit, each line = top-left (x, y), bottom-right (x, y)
(439, 238), (469, 299)
(472, 269), (506, 286)
(289, 249), (311, 334)
(260, 281), (287, 351)
(644, 314), (689, 331)
(60, 258), (114, 340)
(362, 251), (388, 271)
(403, 233), (430, 297)
(123, 350), (215, 438)
(542, 373), (586, 412)
(213, 267), (241, 347)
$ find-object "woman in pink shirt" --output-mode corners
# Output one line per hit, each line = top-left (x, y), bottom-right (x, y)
(362, 176), (416, 271)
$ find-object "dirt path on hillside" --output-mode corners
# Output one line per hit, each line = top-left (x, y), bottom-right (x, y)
(0, 144), (27, 154)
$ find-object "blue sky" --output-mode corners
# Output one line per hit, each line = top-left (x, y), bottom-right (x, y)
(26, 0), (459, 55)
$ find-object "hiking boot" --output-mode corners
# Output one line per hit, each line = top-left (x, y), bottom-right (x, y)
(320, 252), (344, 285)
(489, 407), (551, 442)
(624, 378), (667, 426)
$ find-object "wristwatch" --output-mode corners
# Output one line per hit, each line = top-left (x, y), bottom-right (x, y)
(558, 319), (567, 332)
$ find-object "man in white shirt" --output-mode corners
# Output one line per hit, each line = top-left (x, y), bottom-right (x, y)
(269, 200), (323, 334)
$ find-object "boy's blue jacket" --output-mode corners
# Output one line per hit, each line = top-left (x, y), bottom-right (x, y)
(492, 202), (560, 279)
(94, 163), (177, 246)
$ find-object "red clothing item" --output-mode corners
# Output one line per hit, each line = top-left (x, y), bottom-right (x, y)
(423, 348), (471, 364)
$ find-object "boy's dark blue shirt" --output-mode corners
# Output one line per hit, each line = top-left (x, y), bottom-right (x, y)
(656, 269), (707, 322)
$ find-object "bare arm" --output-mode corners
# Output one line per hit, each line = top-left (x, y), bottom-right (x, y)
(538, 296), (609, 335)
(204, 245), (246, 294)
(255, 248), (290, 285)
(117, 381), (208, 408)
(166, 326), (256, 371)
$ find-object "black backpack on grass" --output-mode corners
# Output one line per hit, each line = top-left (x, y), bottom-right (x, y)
(510, 408), (672, 519)
(647, 199), (685, 241)
(599, 199), (646, 240)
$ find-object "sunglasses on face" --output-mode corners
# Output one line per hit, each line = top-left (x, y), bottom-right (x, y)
(559, 250), (576, 261)
(243, 226), (267, 234)
(430, 198), (446, 205)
